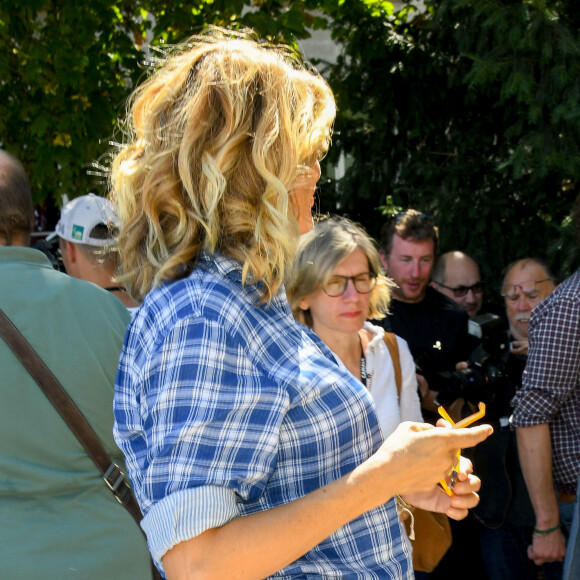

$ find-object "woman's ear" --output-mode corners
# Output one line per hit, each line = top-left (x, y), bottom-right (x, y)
(298, 298), (310, 311)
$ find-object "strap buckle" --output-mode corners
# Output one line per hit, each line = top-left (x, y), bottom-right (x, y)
(103, 463), (132, 505)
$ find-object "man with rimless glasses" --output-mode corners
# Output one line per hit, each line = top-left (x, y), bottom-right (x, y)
(431, 251), (484, 319)
(501, 259), (556, 356)
(469, 258), (560, 579)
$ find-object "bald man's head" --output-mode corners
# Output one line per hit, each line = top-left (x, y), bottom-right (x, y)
(431, 251), (483, 318)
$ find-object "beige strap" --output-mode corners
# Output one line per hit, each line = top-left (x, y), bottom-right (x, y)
(383, 332), (402, 396)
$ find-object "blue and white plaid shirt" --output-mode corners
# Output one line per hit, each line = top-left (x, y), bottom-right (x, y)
(114, 252), (411, 578)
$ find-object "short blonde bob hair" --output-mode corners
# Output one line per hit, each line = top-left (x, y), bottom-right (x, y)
(110, 27), (336, 302)
(287, 216), (394, 328)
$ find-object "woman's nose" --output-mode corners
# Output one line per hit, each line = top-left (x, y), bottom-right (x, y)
(342, 279), (359, 299)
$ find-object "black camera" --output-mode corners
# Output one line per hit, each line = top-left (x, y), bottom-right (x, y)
(426, 313), (514, 406)
(31, 236), (65, 272)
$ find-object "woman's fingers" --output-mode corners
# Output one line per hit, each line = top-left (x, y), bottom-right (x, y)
(443, 424), (494, 449)
(451, 474), (481, 498)
(377, 422), (493, 498)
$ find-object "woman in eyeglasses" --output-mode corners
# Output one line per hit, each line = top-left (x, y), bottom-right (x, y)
(287, 216), (423, 437)
(287, 217), (459, 576)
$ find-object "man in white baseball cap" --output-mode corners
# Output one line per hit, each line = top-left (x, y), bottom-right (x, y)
(48, 193), (137, 312)
(49, 192), (120, 246)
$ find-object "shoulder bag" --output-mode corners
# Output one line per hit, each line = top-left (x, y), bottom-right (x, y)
(383, 331), (453, 573)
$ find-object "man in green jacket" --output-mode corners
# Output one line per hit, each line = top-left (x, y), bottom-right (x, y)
(0, 149), (153, 579)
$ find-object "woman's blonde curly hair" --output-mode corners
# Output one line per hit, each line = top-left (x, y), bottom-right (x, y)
(110, 27), (336, 303)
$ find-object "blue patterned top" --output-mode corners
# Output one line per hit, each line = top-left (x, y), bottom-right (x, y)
(114, 252), (412, 578)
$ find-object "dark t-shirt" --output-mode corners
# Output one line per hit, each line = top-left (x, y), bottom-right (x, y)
(467, 346), (535, 528)
(377, 286), (474, 375)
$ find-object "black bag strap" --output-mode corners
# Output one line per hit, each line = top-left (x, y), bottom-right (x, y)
(0, 309), (162, 579)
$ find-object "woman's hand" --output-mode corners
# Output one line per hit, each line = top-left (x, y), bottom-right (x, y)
(358, 421), (492, 510)
(402, 455), (482, 520)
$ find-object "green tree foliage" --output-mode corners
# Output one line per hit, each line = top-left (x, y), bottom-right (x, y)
(0, 1), (143, 211)
(1, 0), (579, 292)
(0, 0), (325, 218)
(323, 0), (580, 292)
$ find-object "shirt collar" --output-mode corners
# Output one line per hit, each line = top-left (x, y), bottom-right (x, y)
(0, 246), (55, 269)
(200, 251), (290, 312)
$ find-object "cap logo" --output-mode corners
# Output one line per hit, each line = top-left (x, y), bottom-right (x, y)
(71, 225), (84, 241)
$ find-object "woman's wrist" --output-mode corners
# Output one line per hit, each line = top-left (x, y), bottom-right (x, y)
(348, 455), (397, 514)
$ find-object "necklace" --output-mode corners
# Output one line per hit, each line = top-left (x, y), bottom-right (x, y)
(359, 334), (367, 386)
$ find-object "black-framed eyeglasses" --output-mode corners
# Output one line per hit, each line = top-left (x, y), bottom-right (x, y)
(501, 278), (554, 298)
(323, 273), (377, 297)
(434, 281), (483, 298)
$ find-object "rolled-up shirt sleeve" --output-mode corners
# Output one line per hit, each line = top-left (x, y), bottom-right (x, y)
(142, 485), (239, 565)
(511, 295), (580, 427)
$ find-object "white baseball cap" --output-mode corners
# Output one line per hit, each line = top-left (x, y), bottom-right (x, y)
(47, 193), (120, 247)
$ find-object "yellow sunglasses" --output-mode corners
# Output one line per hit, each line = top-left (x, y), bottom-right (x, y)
(437, 402), (486, 496)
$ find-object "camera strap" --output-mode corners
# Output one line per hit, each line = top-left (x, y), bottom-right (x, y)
(0, 309), (161, 580)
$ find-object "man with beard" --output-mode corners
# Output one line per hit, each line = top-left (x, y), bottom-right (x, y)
(377, 210), (474, 420)
(502, 258), (557, 357)
(377, 209), (481, 580)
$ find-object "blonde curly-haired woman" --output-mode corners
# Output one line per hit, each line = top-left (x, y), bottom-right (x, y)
(110, 28), (491, 580)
